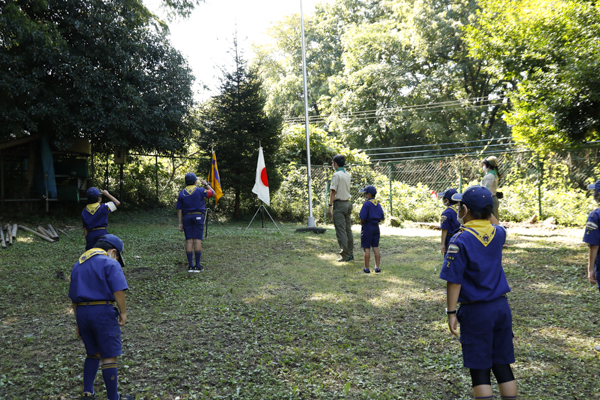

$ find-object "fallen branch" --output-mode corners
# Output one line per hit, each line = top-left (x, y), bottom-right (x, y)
(18, 225), (55, 243)
(58, 229), (74, 240)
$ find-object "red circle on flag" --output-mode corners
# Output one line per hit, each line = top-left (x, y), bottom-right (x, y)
(261, 168), (269, 186)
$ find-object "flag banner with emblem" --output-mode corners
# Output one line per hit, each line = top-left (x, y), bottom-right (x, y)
(208, 151), (223, 203)
(252, 146), (270, 206)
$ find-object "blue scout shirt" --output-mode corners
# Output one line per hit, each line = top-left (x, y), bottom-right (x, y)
(440, 205), (460, 237)
(583, 208), (600, 268)
(439, 220), (510, 303)
(359, 198), (385, 225)
(176, 186), (209, 214)
(69, 249), (129, 303)
(82, 202), (114, 229)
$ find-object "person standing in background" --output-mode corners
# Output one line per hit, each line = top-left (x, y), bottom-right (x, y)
(327, 155), (354, 262)
(481, 156), (501, 220)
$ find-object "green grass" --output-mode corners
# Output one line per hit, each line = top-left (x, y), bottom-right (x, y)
(1, 209), (600, 399)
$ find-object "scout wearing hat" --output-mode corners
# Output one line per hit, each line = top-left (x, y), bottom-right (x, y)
(176, 172), (214, 272)
(358, 185), (384, 273)
(82, 187), (121, 250)
(69, 234), (135, 400)
(439, 188), (460, 255)
(583, 179), (600, 352)
(439, 185), (517, 400)
(480, 156), (501, 220)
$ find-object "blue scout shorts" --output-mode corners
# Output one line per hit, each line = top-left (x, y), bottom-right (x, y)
(457, 295), (515, 369)
(361, 224), (380, 249)
(183, 213), (205, 240)
(76, 303), (122, 359)
(85, 228), (108, 250)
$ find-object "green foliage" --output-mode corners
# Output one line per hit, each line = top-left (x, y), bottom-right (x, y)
(255, 0), (510, 149)
(465, 0), (600, 152)
(197, 41), (282, 218)
(0, 0), (195, 154)
(277, 124), (370, 165)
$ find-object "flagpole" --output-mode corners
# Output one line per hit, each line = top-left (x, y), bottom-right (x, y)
(300, 0), (315, 228)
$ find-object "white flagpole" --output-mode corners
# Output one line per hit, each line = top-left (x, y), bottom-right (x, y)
(300, 0), (315, 227)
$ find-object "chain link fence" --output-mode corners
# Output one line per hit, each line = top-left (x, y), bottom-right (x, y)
(87, 146), (600, 226)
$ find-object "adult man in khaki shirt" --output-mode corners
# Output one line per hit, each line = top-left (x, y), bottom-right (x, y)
(327, 155), (354, 262)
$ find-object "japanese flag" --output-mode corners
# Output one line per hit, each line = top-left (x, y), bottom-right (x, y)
(252, 147), (270, 205)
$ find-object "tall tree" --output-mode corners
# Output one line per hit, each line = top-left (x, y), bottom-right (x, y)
(465, 0), (600, 151)
(197, 38), (282, 218)
(254, 0), (510, 149)
(0, 0), (195, 154)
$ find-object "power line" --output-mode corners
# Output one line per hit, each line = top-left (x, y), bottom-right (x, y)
(366, 142), (513, 157)
(360, 137), (511, 152)
(369, 148), (528, 163)
(283, 96), (505, 124)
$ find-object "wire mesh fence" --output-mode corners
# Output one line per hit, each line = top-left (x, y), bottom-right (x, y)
(87, 146), (600, 225)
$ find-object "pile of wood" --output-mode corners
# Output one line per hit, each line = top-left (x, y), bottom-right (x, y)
(1, 223), (74, 248)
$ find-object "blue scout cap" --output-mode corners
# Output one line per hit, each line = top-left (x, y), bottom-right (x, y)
(440, 188), (458, 200)
(96, 234), (125, 268)
(185, 172), (197, 185)
(359, 185), (377, 196)
(86, 187), (101, 198)
(587, 179), (600, 191)
(451, 185), (493, 212)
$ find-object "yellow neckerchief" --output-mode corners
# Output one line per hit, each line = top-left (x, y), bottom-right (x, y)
(446, 204), (458, 214)
(184, 185), (197, 195)
(86, 202), (101, 215)
(79, 248), (108, 264)
(461, 219), (496, 247)
(368, 198), (379, 206)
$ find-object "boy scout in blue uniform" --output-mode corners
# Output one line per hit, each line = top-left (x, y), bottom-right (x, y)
(69, 234), (134, 400)
(82, 187), (120, 250)
(440, 188), (460, 255)
(176, 173), (214, 272)
(359, 185), (384, 274)
(439, 186), (517, 400)
(583, 179), (600, 352)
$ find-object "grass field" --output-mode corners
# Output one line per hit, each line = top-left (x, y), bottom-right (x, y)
(1, 210), (600, 399)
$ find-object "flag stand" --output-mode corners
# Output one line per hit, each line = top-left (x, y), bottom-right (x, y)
(244, 204), (282, 235)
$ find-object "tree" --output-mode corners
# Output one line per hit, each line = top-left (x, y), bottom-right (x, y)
(465, 0), (600, 151)
(0, 0), (195, 154)
(254, 0), (510, 150)
(197, 39), (282, 218)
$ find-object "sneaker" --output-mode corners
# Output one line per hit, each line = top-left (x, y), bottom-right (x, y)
(363, 268), (371, 274)
(375, 268), (381, 273)
(347, 255), (354, 261)
(594, 345), (600, 353)
(80, 393), (96, 400)
(195, 265), (204, 272)
(187, 266), (195, 273)
(118, 394), (135, 400)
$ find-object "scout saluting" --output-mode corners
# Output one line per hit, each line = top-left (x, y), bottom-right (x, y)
(439, 185), (517, 400)
(439, 188), (460, 255)
(176, 173), (214, 272)
(82, 187), (120, 250)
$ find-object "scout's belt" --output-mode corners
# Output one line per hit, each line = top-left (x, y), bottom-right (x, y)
(76, 301), (114, 306)
(90, 227), (107, 231)
(459, 293), (506, 305)
(183, 211), (204, 215)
